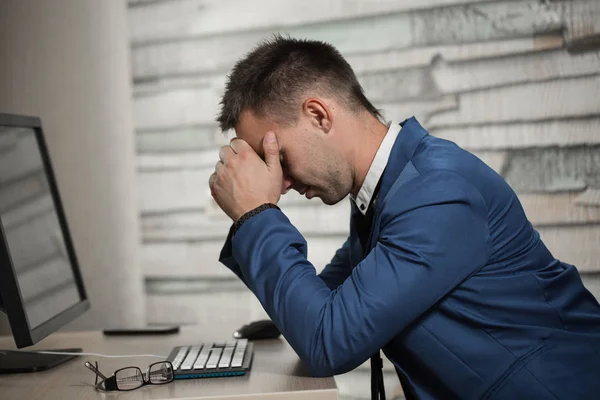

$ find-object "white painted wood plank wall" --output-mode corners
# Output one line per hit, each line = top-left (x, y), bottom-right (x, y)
(127, 0), (600, 324)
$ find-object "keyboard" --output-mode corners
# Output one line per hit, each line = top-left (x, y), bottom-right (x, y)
(166, 339), (253, 379)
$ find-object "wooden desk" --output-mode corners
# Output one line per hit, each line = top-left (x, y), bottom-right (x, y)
(0, 325), (338, 400)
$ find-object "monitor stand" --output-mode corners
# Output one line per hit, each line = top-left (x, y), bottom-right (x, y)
(0, 348), (82, 373)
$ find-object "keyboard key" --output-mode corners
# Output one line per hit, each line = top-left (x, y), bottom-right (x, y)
(234, 347), (245, 358)
(206, 348), (223, 369)
(232, 356), (244, 364)
(180, 345), (202, 370)
(218, 350), (233, 368)
(231, 357), (243, 368)
(194, 345), (212, 369)
(231, 347), (245, 367)
(172, 347), (189, 370)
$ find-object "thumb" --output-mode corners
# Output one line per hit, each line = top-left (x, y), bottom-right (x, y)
(263, 132), (281, 172)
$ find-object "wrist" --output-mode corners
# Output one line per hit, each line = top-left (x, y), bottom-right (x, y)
(233, 198), (278, 222)
(232, 204), (261, 223)
(233, 203), (280, 235)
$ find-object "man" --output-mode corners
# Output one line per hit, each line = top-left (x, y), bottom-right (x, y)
(209, 35), (600, 399)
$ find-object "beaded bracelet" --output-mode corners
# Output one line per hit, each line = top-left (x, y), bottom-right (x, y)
(233, 203), (280, 235)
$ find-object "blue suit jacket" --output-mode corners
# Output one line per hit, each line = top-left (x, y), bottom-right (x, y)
(220, 117), (600, 399)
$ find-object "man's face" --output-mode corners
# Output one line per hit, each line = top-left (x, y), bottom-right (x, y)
(234, 109), (352, 205)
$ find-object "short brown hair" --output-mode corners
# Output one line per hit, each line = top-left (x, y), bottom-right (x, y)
(217, 34), (382, 132)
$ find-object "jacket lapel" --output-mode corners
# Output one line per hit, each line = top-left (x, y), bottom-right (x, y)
(365, 117), (429, 251)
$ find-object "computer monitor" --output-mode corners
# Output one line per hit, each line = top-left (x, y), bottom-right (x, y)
(0, 113), (89, 371)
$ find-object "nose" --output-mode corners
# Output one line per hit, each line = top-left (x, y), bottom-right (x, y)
(281, 173), (294, 195)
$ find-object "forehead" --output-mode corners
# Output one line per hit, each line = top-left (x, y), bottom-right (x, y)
(234, 109), (278, 156)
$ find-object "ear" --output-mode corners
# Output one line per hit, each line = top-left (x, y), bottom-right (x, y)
(302, 98), (332, 134)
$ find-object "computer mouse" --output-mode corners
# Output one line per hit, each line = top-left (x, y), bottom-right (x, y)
(233, 319), (282, 340)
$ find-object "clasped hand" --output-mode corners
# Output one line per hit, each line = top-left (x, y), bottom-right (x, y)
(209, 132), (282, 222)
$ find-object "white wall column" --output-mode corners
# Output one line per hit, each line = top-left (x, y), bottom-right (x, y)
(0, 0), (145, 333)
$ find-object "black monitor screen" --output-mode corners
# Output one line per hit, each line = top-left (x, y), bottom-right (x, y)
(0, 122), (85, 336)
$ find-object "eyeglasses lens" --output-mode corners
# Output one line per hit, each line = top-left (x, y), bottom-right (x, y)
(115, 367), (144, 390)
(149, 362), (174, 384)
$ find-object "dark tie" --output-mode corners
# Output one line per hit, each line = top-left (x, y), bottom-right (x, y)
(356, 204), (375, 251)
(354, 186), (386, 400)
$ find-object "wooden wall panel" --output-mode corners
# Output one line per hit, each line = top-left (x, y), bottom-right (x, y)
(142, 241), (238, 278)
(560, 0), (600, 52)
(146, 290), (268, 326)
(136, 124), (223, 153)
(519, 192), (600, 226)
(133, 34), (564, 92)
(576, 189), (600, 207)
(360, 67), (438, 102)
(134, 88), (221, 129)
(138, 149), (219, 169)
(128, 0), (499, 43)
(432, 49), (600, 93)
(138, 168), (212, 213)
(378, 95), (458, 124)
(538, 225), (600, 272)
(134, 73), (226, 97)
(344, 34), (564, 73)
(131, 1), (562, 79)
(428, 75), (600, 127)
(141, 201), (350, 242)
(431, 118), (600, 151)
(504, 145), (600, 193)
(142, 210), (228, 241)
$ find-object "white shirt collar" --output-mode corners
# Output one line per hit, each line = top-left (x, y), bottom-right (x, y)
(351, 120), (401, 215)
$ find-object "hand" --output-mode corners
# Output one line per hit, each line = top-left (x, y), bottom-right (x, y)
(209, 132), (283, 221)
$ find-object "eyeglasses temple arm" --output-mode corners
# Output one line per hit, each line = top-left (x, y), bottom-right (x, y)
(84, 361), (108, 381)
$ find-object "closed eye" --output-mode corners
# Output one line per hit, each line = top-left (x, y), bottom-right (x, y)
(258, 148), (287, 171)
(257, 149), (284, 162)
(279, 151), (285, 166)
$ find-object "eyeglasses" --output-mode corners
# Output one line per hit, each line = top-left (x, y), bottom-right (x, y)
(84, 360), (174, 391)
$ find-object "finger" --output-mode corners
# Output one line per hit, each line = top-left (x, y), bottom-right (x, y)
(229, 138), (253, 154)
(215, 160), (225, 173)
(219, 145), (235, 164)
(263, 132), (282, 172)
(208, 172), (217, 193)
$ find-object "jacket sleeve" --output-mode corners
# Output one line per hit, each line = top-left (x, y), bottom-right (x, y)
(221, 171), (490, 376)
(317, 237), (353, 290)
(219, 225), (249, 285)
(220, 217), (353, 291)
